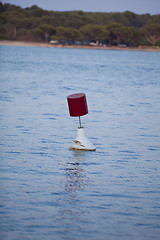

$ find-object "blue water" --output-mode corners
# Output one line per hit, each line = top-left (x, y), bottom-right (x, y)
(0, 45), (160, 240)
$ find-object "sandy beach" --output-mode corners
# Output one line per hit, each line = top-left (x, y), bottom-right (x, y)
(0, 40), (160, 52)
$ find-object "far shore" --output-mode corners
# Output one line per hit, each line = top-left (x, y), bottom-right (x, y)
(0, 40), (160, 52)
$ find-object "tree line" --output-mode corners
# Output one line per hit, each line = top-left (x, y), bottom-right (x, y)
(0, 2), (160, 46)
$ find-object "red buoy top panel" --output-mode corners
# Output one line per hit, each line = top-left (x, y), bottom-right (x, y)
(67, 93), (88, 117)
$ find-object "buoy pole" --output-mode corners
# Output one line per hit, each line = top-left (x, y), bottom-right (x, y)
(79, 116), (82, 128)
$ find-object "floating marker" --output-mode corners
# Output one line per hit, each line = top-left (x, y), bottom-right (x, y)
(67, 93), (88, 117)
(67, 93), (96, 151)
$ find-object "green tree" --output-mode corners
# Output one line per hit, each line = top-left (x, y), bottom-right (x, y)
(108, 12), (128, 26)
(126, 27), (139, 46)
(25, 5), (43, 17)
(141, 23), (160, 46)
(123, 11), (137, 27)
(6, 14), (19, 39)
(79, 24), (108, 43)
(107, 23), (126, 45)
(35, 24), (54, 42)
(54, 26), (79, 41)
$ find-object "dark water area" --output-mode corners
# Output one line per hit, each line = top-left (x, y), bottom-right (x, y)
(0, 45), (160, 240)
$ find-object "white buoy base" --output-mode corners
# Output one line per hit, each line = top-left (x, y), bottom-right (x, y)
(70, 127), (96, 151)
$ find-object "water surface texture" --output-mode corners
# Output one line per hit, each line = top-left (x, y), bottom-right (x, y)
(0, 45), (160, 240)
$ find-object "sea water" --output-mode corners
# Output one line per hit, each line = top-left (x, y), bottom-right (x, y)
(0, 45), (160, 240)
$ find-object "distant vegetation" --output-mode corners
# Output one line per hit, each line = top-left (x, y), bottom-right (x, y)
(0, 2), (160, 46)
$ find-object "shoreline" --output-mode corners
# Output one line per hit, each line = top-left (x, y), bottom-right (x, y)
(0, 40), (160, 52)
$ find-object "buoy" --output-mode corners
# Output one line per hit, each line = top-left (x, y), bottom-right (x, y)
(67, 93), (96, 151)
(67, 93), (88, 117)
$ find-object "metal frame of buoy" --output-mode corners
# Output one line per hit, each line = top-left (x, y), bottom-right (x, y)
(67, 93), (96, 151)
